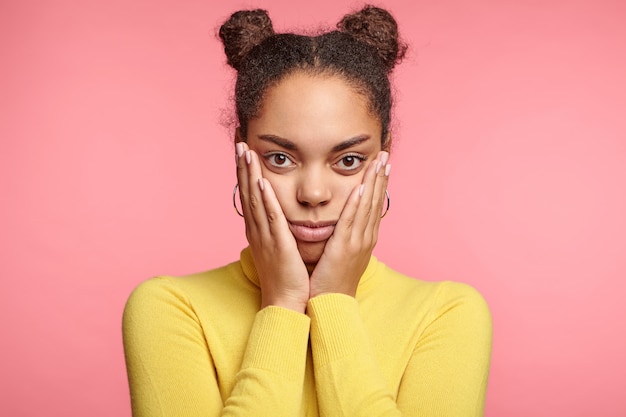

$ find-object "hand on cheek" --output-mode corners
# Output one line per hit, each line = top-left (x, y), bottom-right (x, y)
(235, 142), (310, 313)
(309, 151), (391, 298)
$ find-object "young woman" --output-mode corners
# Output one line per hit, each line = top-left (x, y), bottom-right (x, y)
(123, 6), (492, 417)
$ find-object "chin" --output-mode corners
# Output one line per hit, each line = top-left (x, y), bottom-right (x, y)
(296, 240), (326, 266)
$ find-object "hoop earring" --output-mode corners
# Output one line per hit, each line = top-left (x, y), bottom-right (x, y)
(233, 184), (244, 217)
(381, 189), (390, 218)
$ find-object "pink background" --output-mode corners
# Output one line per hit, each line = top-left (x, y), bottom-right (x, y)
(2, 0), (625, 416)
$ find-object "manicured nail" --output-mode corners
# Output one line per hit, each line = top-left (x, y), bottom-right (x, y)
(385, 164), (392, 177)
(359, 184), (365, 196)
(258, 178), (265, 191)
(380, 151), (389, 165)
(245, 150), (251, 165)
(376, 160), (383, 174)
(236, 142), (244, 157)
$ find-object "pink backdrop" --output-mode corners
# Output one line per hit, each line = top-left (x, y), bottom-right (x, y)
(2, 0), (625, 416)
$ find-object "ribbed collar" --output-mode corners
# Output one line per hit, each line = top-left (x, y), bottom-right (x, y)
(239, 246), (380, 289)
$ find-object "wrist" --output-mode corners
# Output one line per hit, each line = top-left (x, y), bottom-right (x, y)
(261, 294), (307, 314)
(309, 280), (357, 299)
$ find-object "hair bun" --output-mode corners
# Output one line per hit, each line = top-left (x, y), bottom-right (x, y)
(219, 9), (275, 71)
(337, 5), (407, 72)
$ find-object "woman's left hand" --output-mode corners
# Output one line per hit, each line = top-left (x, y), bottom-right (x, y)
(309, 151), (390, 298)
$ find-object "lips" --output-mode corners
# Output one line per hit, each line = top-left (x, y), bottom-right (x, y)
(288, 221), (336, 243)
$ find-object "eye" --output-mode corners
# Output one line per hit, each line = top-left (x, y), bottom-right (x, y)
(264, 152), (295, 169)
(335, 153), (367, 172)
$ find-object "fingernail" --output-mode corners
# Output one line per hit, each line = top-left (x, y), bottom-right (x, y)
(376, 160), (383, 174)
(258, 178), (264, 191)
(236, 142), (244, 157)
(385, 164), (392, 177)
(245, 150), (251, 165)
(359, 184), (365, 196)
(380, 151), (389, 165)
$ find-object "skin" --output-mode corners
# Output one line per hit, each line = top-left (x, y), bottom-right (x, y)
(235, 71), (391, 313)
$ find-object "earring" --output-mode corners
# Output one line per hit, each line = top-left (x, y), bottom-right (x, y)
(381, 189), (390, 218)
(233, 184), (244, 217)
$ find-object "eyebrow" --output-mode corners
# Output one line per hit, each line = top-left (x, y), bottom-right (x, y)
(257, 134), (372, 152)
(258, 135), (298, 150)
(331, 135), (371, 152)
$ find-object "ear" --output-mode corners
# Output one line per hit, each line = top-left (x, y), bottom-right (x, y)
(382, 133), (392, 152)
(234, 127), (245, 143)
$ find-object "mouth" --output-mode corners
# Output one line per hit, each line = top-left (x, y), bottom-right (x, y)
(288, 220), (336, 243)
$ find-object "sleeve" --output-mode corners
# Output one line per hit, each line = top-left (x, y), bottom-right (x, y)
(308, 293), (401, 416)
(307, 284), (492, 417)
(122, 277), (311, 417)
(396, 283), (492, 416)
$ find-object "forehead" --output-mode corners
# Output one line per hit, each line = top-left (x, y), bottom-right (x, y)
(247, 72), (382, 150)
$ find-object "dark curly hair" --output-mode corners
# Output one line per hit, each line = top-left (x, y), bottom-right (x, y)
(219, 6), (407, 144)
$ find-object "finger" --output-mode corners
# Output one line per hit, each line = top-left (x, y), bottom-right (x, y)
(235, 143), (257, 234)
(237, 145), (265, 232)
(332, 153), (381, 239)
(332, 181), (362, 237)
(367, 159), (390, 240)
(243, 150), (271, 236)
(351, 152), (384, 234)
(258, 178), (295, 246)
(369, 151), (390, 217)
(235, 141), (250, 207)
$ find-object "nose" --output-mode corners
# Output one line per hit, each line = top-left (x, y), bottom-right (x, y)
(296, 168), (332, 207)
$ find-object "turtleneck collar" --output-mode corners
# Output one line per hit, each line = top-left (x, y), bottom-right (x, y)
(239, 246), (380, 289)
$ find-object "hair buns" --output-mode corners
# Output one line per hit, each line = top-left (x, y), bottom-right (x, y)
(337, 5), (407, 72)
(219, 9), (275, 71)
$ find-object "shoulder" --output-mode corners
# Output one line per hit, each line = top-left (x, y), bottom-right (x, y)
(123, 260), (258, 331)
(127, 259), (245, 302)
(430, 281), (491, 326)
(370, 262), (491, 330)
(124, 275), (189, 313)
(122, 276), (198, 334)
(378, 261), (488, 302)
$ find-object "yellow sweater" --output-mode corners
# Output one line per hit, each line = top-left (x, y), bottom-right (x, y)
(123, 248), (492, 416)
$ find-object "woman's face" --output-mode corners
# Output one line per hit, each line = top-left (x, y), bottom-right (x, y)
(243, 72), (384, 265)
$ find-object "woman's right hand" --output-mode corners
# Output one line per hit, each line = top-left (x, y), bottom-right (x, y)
(236, 141), (310, 314)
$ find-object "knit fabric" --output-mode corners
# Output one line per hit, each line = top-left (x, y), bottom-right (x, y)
(123, 248), (492, 416)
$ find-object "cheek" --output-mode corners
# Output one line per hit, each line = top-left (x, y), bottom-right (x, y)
(262, 170), (366, 210)
(338, 177), (361, 197)
(263, 173), (293, 207)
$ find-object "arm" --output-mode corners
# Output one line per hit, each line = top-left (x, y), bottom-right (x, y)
(396, 283), (492, 416)
(308, 293), (401, 417)
(122, 277), (310, 417)
(306, 151), (401, 415)
(308, 284), (492, 417)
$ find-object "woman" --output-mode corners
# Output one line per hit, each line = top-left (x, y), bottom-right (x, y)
(123, 6), (492, 416)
